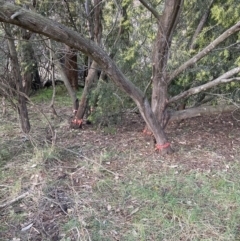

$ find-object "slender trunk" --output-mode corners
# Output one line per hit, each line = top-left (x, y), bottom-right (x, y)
(53, 52), (78, 112)
(48, 39), (58, 117)
(71, 0), (103, 128)
(189, 0), (214, 50)
(5, 24), (30, 133)
(64, 45), (78, 91)
(71, 61), (98, 128)
(21, 29), (41, 94)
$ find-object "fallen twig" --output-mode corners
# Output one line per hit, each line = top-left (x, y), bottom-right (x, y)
(0, 191), (30, 209)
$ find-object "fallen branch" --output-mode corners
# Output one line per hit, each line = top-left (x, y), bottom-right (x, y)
(169, 105), (237, 122)
(0, 191), (30, 209)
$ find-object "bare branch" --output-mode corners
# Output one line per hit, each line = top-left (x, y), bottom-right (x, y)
(0, 192), (30, 209)
(189, 0), (215, 50)
(169, 105), (237, 122)
(138, 0), (160, 20)
(169, 21), (240, 82)
(169, 67), (240, 103)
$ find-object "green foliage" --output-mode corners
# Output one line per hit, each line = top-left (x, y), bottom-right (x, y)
(168, 0), (240, 104)
(88, 80), (125, 126)
(0, 148), (10, 164)
(211, 0), (240, 27)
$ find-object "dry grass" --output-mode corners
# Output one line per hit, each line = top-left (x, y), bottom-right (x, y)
(1, 93), (240, 241)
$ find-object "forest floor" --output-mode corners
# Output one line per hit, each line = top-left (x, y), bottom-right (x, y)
(1, 95), (240, 241)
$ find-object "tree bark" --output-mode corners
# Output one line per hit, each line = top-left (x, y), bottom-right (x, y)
(169, 68), (240, 104)
(148, 0), (183, 152)
(169, 105), (237, 122)
(71, 61), (99, 128)
(5, 24), (30, 133)
(64, 45), (78, 91)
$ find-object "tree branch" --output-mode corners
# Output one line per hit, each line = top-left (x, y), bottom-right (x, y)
(169, 105), (237, 122)
(169, 21), (240, 83)
(189, 0), (215, 50)
(169, 67), (240, 103)
(0, 0), (169, 145)
(0, 191), (30, 209)
(138, 0), (160, 20)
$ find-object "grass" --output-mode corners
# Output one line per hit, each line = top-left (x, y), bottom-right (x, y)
(86, 165), (240, 241)
(0, 90), (240, 240)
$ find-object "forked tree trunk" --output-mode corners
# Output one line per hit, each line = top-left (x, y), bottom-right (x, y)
(0, 1), (181, 154)
(148, 0), (183, 153)
(5, 24), (30, 133)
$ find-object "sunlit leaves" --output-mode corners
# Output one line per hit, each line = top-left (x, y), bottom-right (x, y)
(211, 0), (240, 28)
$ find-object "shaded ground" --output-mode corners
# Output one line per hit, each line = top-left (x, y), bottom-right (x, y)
(0, 103), (240, 241)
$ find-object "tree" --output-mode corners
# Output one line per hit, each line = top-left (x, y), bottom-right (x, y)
(4, 23), (30, 133)
(64, 45), (78, 91)
(0, 0), (239, 154)
(20, 29), (41, 94)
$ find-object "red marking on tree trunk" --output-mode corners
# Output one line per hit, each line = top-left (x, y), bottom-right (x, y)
(155, 142), (170, 151)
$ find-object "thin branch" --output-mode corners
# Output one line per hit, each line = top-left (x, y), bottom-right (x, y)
(0, 191), (30, 209)
(169, 67), (240, 103)
(169, 21), (240, 82)
(63, 0), (78, 31)
(189, 0), (214, 50)
(138, 0), (160, 20)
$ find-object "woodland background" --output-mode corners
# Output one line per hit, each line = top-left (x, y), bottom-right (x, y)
(0, 0), (240, 240)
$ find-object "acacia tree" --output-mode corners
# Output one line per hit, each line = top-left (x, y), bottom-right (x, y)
(0, 0), (240, 154)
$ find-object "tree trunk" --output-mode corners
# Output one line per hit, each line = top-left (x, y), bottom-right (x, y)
(0, 1), (172, 153)
(5, 24), (30, 133)
(71, 61), (98, 128)
(21, 29), (41, 94)
(53, 51), (78, 112)
(70, 0), (103, 128)
(149, 0), (183, 152)
(64, 45), (78, 91)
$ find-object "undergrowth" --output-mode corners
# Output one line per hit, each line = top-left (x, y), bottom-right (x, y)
(0, 90), (240, 241)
